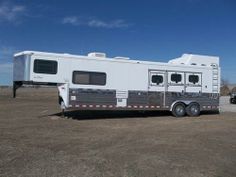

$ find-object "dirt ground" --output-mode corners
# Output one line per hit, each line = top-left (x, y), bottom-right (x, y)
(0, 87), (236, 177)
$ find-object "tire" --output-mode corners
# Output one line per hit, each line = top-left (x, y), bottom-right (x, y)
(172, 102), (186, 117)
(233, 99), (236, 104)
(186, 102), (200, 117)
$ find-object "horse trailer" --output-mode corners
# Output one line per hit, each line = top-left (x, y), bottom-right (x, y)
(13, 51), (220, 117)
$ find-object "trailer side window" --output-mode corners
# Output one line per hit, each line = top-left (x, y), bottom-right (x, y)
(151, 75), (163, 85)
(34, 59), (58, 74)
(73, 71), (106, 85)
(171, 74), (182, 83)
(189, 75), (199, 84)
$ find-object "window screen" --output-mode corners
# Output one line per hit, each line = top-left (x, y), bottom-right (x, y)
(189, 75), (199, 84)
(171, 74), (182, 83)
(34, 59), (58, 74)
(73, 71), (106, 85)
(151, 75), (163, 85)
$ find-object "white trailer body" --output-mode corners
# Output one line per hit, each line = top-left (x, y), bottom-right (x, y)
(13, 51), (220, 117)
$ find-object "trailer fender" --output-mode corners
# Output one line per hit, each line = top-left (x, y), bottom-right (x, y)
(170, 100), (195, 111)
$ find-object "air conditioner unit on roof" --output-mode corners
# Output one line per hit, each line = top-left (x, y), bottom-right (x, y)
(114, 56), (130, 60)
(88, 52), (106, 58)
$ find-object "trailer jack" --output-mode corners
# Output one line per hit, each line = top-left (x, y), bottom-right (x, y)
(13, 81), (23, 98)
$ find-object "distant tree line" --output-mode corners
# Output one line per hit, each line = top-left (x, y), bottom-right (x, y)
(220, 79), (236, 96)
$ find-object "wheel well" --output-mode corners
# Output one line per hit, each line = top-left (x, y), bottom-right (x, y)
(188, 102), (200, 106)
(170, 101), (185, 111)
(170, 101), (199, 111)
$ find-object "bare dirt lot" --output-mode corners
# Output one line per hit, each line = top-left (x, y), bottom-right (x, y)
(0, 88), (236, 177)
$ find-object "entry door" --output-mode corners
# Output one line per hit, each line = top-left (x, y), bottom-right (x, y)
(167, 71), (185, 93)
(148, 71), (166, 92)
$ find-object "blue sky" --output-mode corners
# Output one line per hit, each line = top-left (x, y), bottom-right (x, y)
(0, 0), (236, 85)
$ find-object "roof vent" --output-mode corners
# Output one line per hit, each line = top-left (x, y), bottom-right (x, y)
(88, 52), (106, 58)
(114, 56), (130, 60)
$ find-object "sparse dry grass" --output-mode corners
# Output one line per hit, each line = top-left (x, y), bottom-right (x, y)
(0, 88), (236, 177)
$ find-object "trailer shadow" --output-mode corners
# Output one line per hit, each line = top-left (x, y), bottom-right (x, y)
(47, 110), (219, 121)
(201, 110), (220, 115)
(51, 110), (173, 120)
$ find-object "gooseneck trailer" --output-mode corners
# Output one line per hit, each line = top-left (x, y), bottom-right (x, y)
(13, 51), (220, 117)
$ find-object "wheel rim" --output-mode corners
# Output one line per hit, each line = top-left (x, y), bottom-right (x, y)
(176, 105), (185, 116)
(190, 105), (199, 115)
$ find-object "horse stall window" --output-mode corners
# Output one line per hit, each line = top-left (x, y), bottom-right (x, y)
(34, 59), (58, 74)
(73, 71), (106, 85)
(171, 73), (182, 83)
(189, 75), (199, 84)
(151, 75), (163, 85)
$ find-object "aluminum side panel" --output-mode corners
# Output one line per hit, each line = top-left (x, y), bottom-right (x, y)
(68, 88), (219, 110)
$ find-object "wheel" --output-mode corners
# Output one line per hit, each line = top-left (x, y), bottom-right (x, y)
(230, 98), (236, 104)
(186, 102), (200, 117)
(172, 102), (186, 117)
(232, 99), (236, 104)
